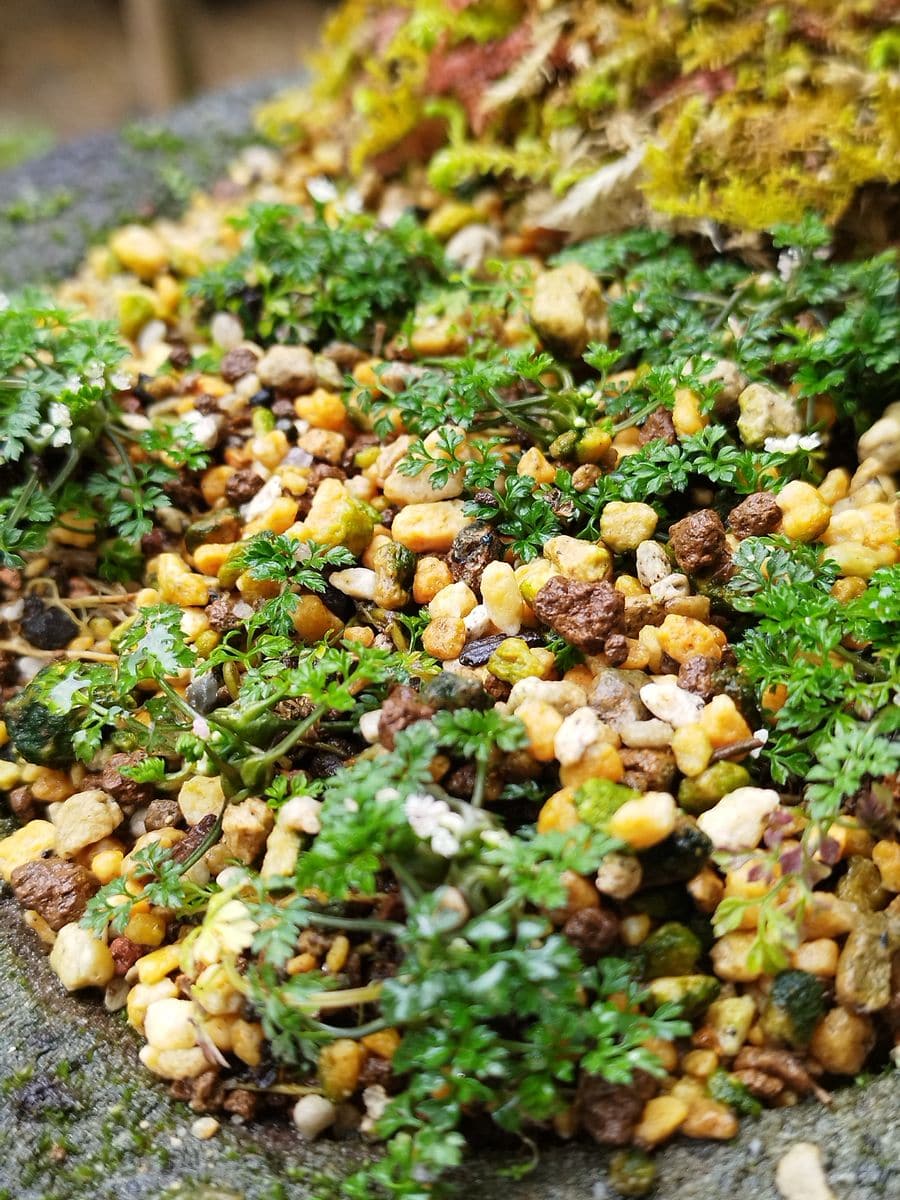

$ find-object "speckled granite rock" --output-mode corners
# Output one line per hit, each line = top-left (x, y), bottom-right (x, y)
(0, 84), (898, 1200)
(0, 76), (299, 291)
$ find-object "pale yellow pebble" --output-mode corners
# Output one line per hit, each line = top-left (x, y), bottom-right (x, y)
(295, 388), (348, 431)
(191, 1117), (221, 1141)
(243, 495), (300, 537)
(144, 996), (197, 1050)
(516, 699), (564, 763)
(135, 587), (161, 607)
(682, 1049), (718, 1078)
(292, 593), (344, 641)
(139, 1045), (207, 1080)
(325, 935), (350, 974)
(30, 769), (76, 804)
(517, 446), (556, 484)
(428, 581), (477, 619)
(620, 913), (652, 946)
(537, 788), (579, 834)
(558, 741), (624, 789)
(681, 1099), (738, 1140)
(318, 1039), (365, 1101)
(0, 763), (20, 792)
(635, 1096), (689, 1148)
(249, 429), (290, 470)
(110, 224), (168, 280)
(136, 943), (184, 986)
(49, 923), (116, 991)
(791, 938), (839, 977)
(671, 724), (713, 777)
(672, 388), (708, 437)
(710, 932), (763, 982)
(23, 909), (56, 946)
(232, 1019), (265, 1066)
(297, 428), (346, 466)
(123, 910), (167, 948)
(873, 840), (900, 891)
(698, 694), (752, 748)
(391, 501), (470, 553)
(657, 614), (724, 664)
(413, 556), (454, 604)
(55, 790), (123, 857)
(607, 792), (677, 850)
(127, 978), (178, 1032)
(824, 541), (894, 578)
(600, 502), (658, 553)
(817, 468), (851, 506)
(92, 847), (124, 886)
(422, 616), (466, 661)
(180, 608), (210, 641)
(480, 560), (524, 635)
(200, 465), (234, 506)
(202, 1015), (235, 1052)
(544, 535), (612, 582)
(515, 557), (559, 605)
(156, 553), (209, 607)
(777, 480), (831, 543)
(178, 775), (225, 827)
(809, 1007), (875, 1076)
(707, 996), (756, 1056)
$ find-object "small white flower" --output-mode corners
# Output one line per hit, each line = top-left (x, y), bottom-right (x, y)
(404, 792), (445, 838)
(42, 411), (73, 447)
(430, 826), (461, 858)
(763, 432), (821, 454)
(777, 249), (801, 283)
(404, 793), (467, 858)
(192, 716), (211, 739)
(344, 797), (359, 813)
(376, 786), (401, 806)
(750, 728), (769, 759)
(47, 401), (73, 428)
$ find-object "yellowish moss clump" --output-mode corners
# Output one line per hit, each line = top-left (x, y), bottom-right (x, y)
(257, 0), (899, 231)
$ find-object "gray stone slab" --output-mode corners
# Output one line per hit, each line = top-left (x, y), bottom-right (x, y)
(0, 75), (300, 290)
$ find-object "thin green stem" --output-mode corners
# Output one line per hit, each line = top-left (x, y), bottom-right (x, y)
(471, 757), (488, 810)
(834, 645), (887, 682)
(304, 1017), (388, 1040)
(388, 856), (425, 903)
(157, 678), (201, 723)
(296, 908), (405, 937)
(45, 444), (86, 498)
(297, 982), (383, 1012)
(262, 704), (327, 759)
(3, 471), (40, 531)
(611, 397), (660, 434)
